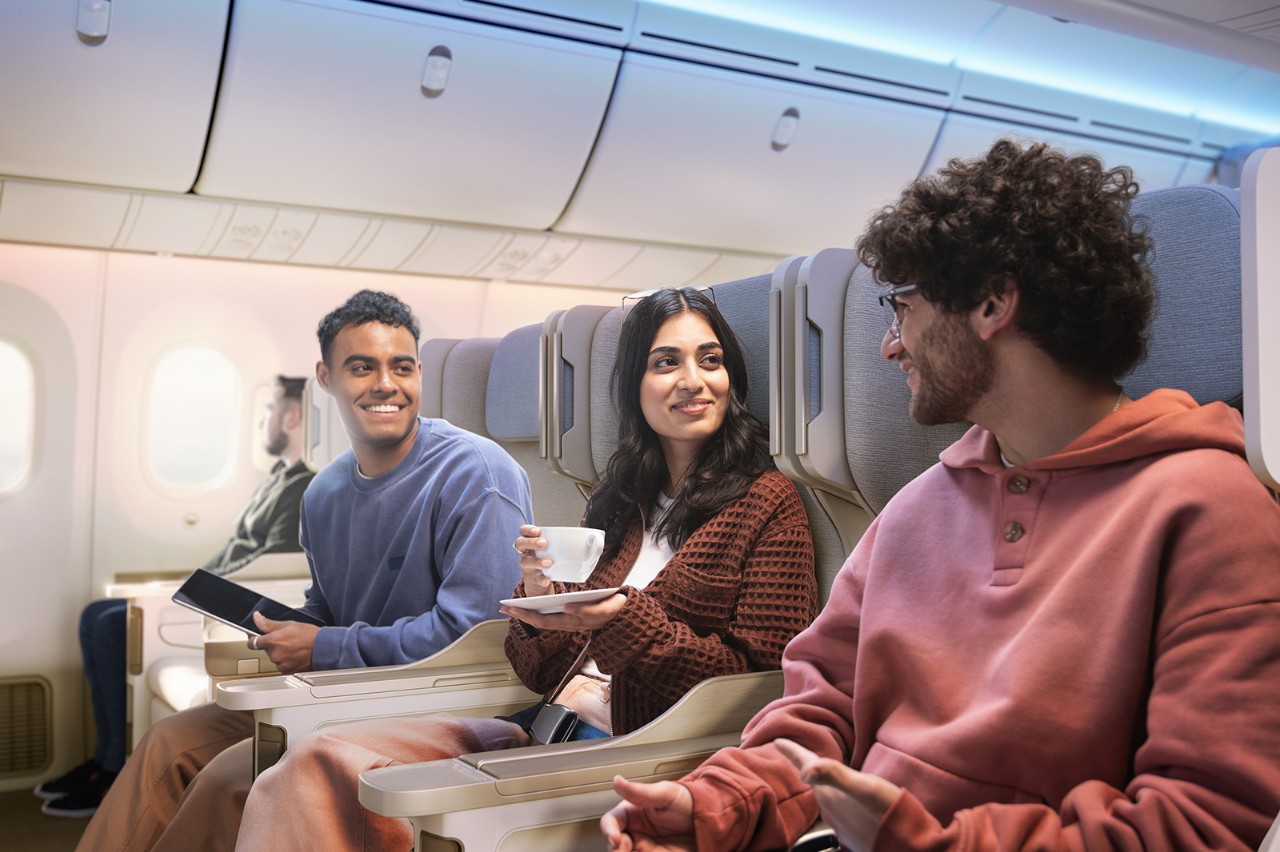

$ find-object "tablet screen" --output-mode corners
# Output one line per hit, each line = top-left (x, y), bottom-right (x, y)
(171, 569), (325, 635)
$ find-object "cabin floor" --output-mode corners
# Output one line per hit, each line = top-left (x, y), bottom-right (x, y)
(0, 790), (88, 851)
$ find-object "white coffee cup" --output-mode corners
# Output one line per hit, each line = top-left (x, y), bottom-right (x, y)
(535, 527), (606, 583)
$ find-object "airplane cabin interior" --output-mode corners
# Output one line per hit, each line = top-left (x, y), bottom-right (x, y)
(1, 0), (1278, 849)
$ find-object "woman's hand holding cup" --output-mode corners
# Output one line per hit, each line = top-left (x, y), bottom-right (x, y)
(513, 524), (606, 597)
(514, 524), (555, 597)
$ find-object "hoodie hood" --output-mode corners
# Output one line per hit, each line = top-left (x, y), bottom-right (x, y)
(941, 388), (1245, 474)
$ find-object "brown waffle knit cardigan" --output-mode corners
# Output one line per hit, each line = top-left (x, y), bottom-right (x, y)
(504, 468), (818, 735)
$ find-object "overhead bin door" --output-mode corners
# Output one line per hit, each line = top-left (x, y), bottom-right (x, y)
(556, 53), (945, 257)
(926, 114), (1193, 193)
(195, 0), (621, 231)
(0, 0), (229, 192)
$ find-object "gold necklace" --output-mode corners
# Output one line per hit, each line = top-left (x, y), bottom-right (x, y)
(1112, 386), (1125, 413)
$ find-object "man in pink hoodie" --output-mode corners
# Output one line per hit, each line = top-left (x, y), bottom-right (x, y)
(602, 139), (1280, 851)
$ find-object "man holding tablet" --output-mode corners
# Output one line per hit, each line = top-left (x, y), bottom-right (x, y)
(79, 290), (532, 851)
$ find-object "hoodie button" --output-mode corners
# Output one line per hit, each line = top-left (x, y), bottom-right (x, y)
(1007, 475), (1030, 494)
(1003, 522), (1025, 542)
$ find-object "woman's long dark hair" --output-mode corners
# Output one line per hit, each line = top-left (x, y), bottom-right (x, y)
(584, 287), (772, 559)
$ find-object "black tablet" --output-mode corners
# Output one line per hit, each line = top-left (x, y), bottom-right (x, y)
(171, 569), (326, 635)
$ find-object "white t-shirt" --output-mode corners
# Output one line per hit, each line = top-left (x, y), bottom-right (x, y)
(580, 493), (675, 681)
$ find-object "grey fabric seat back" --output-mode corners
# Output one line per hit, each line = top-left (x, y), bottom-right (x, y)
(434, 337), (498, 436)
(843, 262), (968, 516)
(578, 277), (842, 602)
(487, 323), (587, 528)
(587, 277), (773, 477)
(303, 376), (351, 470)
(1122, 184), (1241, 405)
(842, 182), (1242, 515)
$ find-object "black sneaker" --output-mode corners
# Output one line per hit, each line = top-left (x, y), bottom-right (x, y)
(39, 767), (116, 819)
(33, 759), (104, 801)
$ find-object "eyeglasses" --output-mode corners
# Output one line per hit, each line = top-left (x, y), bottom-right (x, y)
(621, 286), (716, 326)
(877, 283), (920, 340)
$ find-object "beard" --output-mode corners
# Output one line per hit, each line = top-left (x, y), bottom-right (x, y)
(907, 313), (994, 426)
(263, 423), (288, 457)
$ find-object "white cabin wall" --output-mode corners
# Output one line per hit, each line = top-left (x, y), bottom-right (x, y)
(0, 243), (106, 791)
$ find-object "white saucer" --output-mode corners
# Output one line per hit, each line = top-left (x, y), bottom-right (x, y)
(500, 587), (621, 614)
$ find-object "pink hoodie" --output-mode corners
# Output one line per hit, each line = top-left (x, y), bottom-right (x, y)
(681, 389), (1280, 850)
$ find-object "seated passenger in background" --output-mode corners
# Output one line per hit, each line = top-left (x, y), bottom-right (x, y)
(78, 289), (532, 852)
(603, 140), (1280, 850)
(35, 373), (315, 819)
(229, 286), (819, 849)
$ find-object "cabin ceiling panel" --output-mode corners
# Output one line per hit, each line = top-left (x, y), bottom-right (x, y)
(193, 0), (622, 231)
(556, 53), (944, 257)
(0, 181), (130, 249)
(0, 0), (229, 192)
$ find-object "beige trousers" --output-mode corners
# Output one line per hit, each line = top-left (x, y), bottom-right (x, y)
(234, 714), (532, 851)
(76, 701), (254, 852)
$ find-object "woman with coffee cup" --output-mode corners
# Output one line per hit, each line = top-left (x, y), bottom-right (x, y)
(232, 287), (819, 849)
(503, 285), (818, 740)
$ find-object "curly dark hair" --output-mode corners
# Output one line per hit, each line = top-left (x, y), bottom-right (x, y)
(317, 289), (420, 365)
(585, 287), (772, 560)
(856, 138), (1155, 382)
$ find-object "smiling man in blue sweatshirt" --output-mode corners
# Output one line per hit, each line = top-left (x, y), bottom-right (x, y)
(79, 289), (532, 852)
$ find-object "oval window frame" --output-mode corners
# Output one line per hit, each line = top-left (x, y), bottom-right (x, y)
(0, 336), (37, 494)
(143, 345), (242, 493)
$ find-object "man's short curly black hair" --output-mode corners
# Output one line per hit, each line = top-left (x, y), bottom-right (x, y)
(317, 289), (420, 365)
(856, 138), (1155, 383)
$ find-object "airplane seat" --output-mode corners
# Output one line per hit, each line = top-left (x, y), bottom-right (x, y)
(432, 336), (499, 435)
(1122, 183), (1242, 406)
(769, 251), (964, 602)
(303, 375), (351, 470)
(356, 274), (849, 849)
(146, 656), (209, 719)
(487, 322), (589, 527)
(544, 304), (613, 490)
(579, 277), (847, 603)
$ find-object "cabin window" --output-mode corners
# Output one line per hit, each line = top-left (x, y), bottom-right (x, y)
(146, 347), (240, 488)
(0, 339), (35, 492)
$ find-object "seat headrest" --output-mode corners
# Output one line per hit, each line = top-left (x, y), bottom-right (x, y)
(587, 275), (773, 476)
(441, 337), (499, 437)
(843, 264), (968, 516)
(840, 183), (1243, 515)
(1122, 184), (1241, 406)
(486, 324), (542, 441)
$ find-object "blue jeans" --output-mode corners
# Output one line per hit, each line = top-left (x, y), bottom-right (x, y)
(80, 598), (127, 774)
(506, 701), (611, 742)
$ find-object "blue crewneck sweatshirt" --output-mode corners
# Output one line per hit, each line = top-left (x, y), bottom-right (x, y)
(299, 417), (531, 670)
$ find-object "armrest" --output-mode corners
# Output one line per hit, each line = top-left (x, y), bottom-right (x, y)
(203, 619), (279, 678)
(214, 619), (518, 711)
(359, 670), (783, 820)
(214, 619), (539, 778)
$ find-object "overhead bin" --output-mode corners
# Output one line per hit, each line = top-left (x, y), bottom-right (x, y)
(195, 0), (624, 230)
(0, 0), (229, 192)
(926, 113), (1194, 193)
(557, 53), (946, 257)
